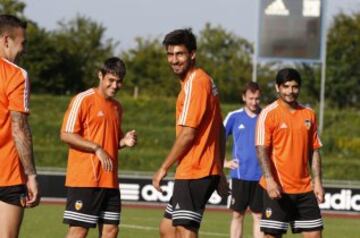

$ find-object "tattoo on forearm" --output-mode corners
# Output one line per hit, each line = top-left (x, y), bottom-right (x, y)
(11, 111), (36, 175)
(311, 150), (322, 180)
(256, 146), (273, 178)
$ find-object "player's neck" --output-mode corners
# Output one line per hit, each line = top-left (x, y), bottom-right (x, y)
(244, 106), (259, 118)
(279, 98), (298, 112)
(180, 66), (196, 82)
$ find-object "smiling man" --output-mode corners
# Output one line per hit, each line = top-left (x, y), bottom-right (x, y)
(223, 82), (263, 238)
(152, 28), (229, 238)
(60, 57), (137, 238)
(255, 68), (324, 238)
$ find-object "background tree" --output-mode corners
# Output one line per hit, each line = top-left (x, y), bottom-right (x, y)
(197, 23), (253, 102)
(121, 37), (176, 97)
(326, 12), (360, 108)
(23, 15), (116, 94)
(0, 0), (25, 17)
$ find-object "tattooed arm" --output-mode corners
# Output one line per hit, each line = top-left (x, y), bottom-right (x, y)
(256, 145), (282, 199)
(216, 123), (230, 198)
(11, 111), (40, 207)
(311, 149), (324, 203)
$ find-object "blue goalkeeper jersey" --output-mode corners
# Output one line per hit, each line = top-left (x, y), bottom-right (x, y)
(223, 108), (262, 181)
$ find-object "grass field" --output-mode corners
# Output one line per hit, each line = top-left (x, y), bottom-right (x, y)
(20, 204), (360, 238)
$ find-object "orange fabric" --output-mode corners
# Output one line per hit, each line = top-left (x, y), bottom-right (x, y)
(175, 68), (222, 179)
(256, 99), (322, 194)
(61, 88), (123, 188)
(0, 58), (29, 186)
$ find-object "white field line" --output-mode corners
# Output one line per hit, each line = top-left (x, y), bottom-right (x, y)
(120, 224), (228, 237)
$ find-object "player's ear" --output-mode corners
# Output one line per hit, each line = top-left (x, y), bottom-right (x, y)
(190, 51), (196, 60)
(275, 84), (280, 93)
(98, 71), (103, 81)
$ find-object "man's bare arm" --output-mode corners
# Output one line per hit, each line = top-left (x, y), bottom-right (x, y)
(152, 126), (196, 191)
(216, 124), (230, 197)
(256, 145), (272, 179)
(60, 132), (113, 171)
(311, 150), (322, 181)
(11, 111), (40, 207)
(11, 111), (36, 175)
(219, 124), (226, 170)
(311, 149), (324, 203)
(256, 145), (282, 199)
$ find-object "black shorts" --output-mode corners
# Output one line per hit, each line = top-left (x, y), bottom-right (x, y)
(164, 175), (220, 230)
(260, 188), (323, 235)
(63, 187), (121, 228)
(229, 179), (262, 213)
(0, 185), (27, 207)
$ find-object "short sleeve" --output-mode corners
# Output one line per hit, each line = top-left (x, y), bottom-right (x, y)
(177, 76), (209, 128)
(255, 110), (274, 147)
(117, 102), (124, 139)
(223, 113), (235, 138)
(311, 113), (322, 150)
(7, 69), (30, 113)
(61, 95), (85, 134)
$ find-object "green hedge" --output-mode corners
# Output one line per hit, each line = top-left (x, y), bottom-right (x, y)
(30, 94), (360, 180)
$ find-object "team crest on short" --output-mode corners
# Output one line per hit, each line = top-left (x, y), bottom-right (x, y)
(19, 194), (26, 207)
(265, 208), (272, 218)
(304, 119), (311, 130)
(75, 200), (83, 211)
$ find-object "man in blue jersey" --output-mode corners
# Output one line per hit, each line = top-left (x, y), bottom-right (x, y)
(224, 82), (263, 238)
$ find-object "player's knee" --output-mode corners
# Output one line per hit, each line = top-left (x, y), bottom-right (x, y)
(159, 218), (175, 238)
(252, 212), (262, 221)
(101, 225), (119, 238)
(66, 226), (88, 238)
(232, 211), (245, 220)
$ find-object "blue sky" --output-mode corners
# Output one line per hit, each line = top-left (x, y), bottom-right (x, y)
(23, 0), (360, 52)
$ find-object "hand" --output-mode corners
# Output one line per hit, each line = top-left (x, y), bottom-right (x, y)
(25, 174), (40, 208)
(216, 174), (230, 198)
(224, 159), (239, 169)
(95, 147), (113, 171)
(152, 167), (167, 192)
(313, 180), (324, 203)
(266, 177), (282, 199)
(122, 130), (137, 147)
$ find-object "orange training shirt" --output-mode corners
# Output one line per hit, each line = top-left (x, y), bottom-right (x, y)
(175, 68), (222, 179)
(0, 58), (30, 186)
(61, 88), (122, 188)
(255, 99), (322, 194)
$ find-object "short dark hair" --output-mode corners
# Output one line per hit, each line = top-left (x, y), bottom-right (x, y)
(0, 14), (27, 37)
(162, 28), (197, 52)
(275, 68), (301, 86)
(99, 57), (126, 79)
(242, 81), (261, 95)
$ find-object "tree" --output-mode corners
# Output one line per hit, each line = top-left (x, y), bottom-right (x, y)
(326, 12), (360, 108)
(0, 0), (25, 17)
(121, 37), (177, 97)
(197, 23), (253, 101)
(23, 15), (117, 94)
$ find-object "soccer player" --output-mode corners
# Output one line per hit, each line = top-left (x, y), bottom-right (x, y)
(256, 68), (324, 238)
(152, 28), (229, 238)
(224, 82), (263, 238)
(0, 14), (40, 238)
(60, 57), (137, 238)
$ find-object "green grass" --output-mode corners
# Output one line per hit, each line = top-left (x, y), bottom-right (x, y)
(29, 94), (360, 180)
(20, 204), (360, 238)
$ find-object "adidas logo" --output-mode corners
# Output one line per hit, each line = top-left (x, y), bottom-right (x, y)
(280, 122), (288, 129)
(97, 111), (104, 117)
(175, 203), (180, 210)
(265, 0), (289, 16)
(238, 124), (245, 130)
